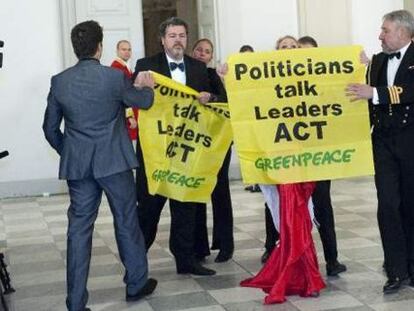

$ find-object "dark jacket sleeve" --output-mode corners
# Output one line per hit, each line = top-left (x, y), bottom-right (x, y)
(208, 68), (227, 102)
(370, 52), (414, 105)
(42, 77), (64, 155)
(376, 84), (414, 105)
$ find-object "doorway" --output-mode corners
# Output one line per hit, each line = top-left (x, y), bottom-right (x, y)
(141, 0), (199, 56)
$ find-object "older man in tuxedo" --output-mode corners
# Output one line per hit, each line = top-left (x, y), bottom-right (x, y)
(132, 17), (216, 276)
(43, 21), (157, 311)
(346, 10), (414, 294)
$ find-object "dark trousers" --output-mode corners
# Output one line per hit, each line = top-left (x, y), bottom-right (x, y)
(373, 127), (414, 279)
(264, 180), (339, 264)
(66, 170), (148, 311)
(136, 138), (198, 271)
(194, 148), (234, 255)
(313, 180), (338, 264)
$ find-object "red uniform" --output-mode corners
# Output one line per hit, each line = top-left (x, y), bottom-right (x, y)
(111, 58), (139, 141)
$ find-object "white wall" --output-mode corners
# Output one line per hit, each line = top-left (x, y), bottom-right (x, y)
(0, 0), (66, 196)
(215, 0), (299, 62)
(350, 0), (404, 57)
(405, 0), (414, 14)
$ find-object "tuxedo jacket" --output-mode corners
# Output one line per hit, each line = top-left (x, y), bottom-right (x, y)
(132, 52), (213, 93)
(207, 67), (227, 102)
(43, 58), (154, 180)
(368, 42), (414, 130)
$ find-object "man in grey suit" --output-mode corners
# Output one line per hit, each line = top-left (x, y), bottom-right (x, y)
(42, 21), (157, 311)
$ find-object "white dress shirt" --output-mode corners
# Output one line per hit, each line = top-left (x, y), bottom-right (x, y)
(165, 53), (186, 85)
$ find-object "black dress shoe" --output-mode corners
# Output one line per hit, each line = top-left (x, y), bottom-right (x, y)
(251, 184), (261, 192)
(326, 261), (347, 276)
(215, 249), (233, 263)
(383, 277), (406, 294)
(84, 308), (91, 311)
(244, 185), (254, 191)
(126, 278), (158, 302)
(195, 254), (207, 263)
(261, 249), (272, 264)
(177, 263), (216, 276)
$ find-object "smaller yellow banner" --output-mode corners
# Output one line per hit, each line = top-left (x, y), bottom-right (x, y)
(139, 71), (233, 202)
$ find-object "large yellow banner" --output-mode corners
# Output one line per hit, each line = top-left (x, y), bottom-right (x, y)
(225, 46), (374, 184)
(139, 71), (232, 202)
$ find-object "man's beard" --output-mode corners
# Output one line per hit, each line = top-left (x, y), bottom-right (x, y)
(381, 42), (392, 54)
(170, 45), (185, 58)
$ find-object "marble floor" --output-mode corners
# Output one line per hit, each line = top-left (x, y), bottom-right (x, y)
(1, 177), (414, 311)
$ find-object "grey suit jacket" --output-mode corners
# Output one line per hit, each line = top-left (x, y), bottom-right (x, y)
(43, 58), (154, 180)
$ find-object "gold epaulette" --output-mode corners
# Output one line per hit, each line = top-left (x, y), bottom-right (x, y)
(388, 86), (403, 104)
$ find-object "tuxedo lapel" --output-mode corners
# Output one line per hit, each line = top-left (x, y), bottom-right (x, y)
(184, 55), (192, 82)
(370, 53), (387, 86)
(157, 53), (172, 78)
(184, 55), (199, 89)
(394, 42), (414, 85)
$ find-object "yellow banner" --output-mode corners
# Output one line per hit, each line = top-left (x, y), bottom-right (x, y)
(139, 71), (232, 202)
(225, 46), (374, 184)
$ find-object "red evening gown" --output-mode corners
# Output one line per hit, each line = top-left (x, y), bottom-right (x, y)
(240, 182), (325, 304)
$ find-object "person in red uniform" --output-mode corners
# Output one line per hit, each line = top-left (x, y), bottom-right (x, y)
(111, 40), (139, 142)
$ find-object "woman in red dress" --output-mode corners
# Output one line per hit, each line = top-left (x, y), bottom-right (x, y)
(240, 182), (325, 304)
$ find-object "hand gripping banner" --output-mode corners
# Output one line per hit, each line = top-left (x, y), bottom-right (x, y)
(139, 71), (232, 202)
(224, 46), (374, 184)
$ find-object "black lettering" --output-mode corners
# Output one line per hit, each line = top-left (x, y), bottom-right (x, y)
(235, 63), (248, 80)
(310, 121), (327, 139)
(308, 104), (321, 117)
(268, 108), (280, 118)
(180, 143), (195, 162)
(293, 63), (305, 76)
(342, 60), (354, 73)
(203, 136), (212, 147)
(255, 106), (268, 120)
(293, 122), (310, 141)
(331, 103), (343, 116)
(274, 123), (292, 142)
(250, 67), (262, 80)
(281, 107), (294, 118)
(328, 61), (341, 74)
(173, 103), (179, 117)
(315, 62), (327, 75)
(285, 84), (297, 97)
(274, 84), (283, 98)
(184, 129), (195, 141)
(296, 101), (308, 117)
(304, 80), (318, 96)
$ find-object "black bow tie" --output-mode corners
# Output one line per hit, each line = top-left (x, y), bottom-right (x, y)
(169, 62), (185, 71)
(388, 52), (401, 60)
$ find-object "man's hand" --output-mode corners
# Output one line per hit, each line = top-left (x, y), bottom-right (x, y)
(134, 71), (155, 89)
(360, 51), (370, 65)
(345, 83), (374, 102)
(198, 92), (211, 105)
(128, 117), (138, 129)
